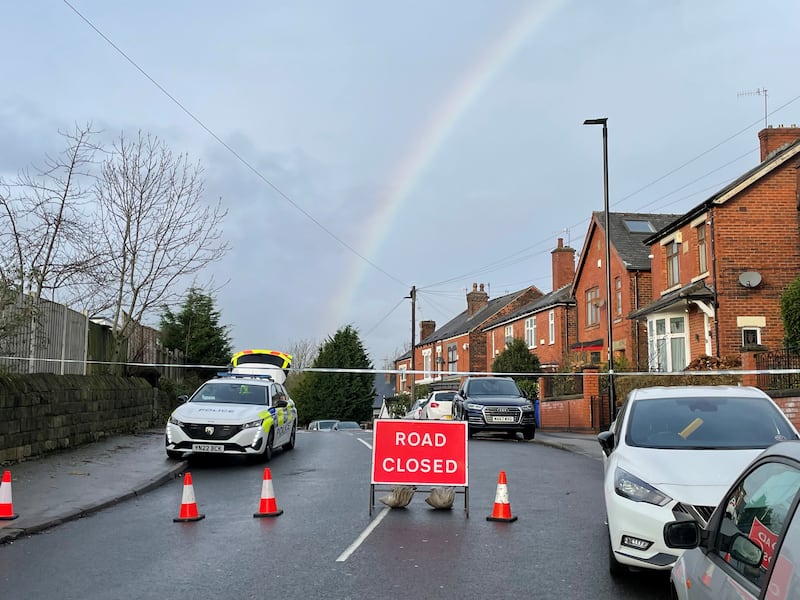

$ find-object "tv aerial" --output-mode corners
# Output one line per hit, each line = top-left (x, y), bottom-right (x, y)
(738, 88), (768, 128)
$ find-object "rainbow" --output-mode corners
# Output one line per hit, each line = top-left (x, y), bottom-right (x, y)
(327, 0), (565, 340)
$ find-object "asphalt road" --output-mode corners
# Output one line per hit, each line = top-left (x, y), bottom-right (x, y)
(0, 430), (671, 599)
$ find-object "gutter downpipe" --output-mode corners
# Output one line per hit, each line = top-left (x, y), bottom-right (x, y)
(709, 208), (721, 357)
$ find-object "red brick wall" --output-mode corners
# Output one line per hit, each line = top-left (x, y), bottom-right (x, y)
(712, 168), (800, 354)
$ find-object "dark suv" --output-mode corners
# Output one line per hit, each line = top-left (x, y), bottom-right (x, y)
(453, 376), (536, 439)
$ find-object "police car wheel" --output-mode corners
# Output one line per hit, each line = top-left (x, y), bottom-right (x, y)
(282, 425), (296, 451)
(261, 429), (274, 462)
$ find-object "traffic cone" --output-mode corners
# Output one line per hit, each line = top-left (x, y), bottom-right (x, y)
(173, 472), (205, 522)
(0, 470), (18, 520)
(253, 467), (283, 518)
(486, 470), (517, 522)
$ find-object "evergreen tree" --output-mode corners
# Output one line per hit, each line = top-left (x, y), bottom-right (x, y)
(159, 287), (232, 373)
(781, 276), (800, 351)
(295, 325), (375, 423)
(492, 337), (542, 397)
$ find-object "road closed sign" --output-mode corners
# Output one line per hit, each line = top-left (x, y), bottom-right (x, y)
(371, 419), (468, 486)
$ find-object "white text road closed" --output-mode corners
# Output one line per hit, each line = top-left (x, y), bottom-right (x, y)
(371, 419), (468, 486)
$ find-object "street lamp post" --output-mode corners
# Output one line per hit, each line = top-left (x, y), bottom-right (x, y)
(584, 117), (616, 422)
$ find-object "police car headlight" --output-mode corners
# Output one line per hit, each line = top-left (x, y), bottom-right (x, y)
(168, 416), (184, 427)
(466, 403), (484, 411)
(241, 419), (264, 430)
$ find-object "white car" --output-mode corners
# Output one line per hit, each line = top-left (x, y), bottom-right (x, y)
(421, 390), (456, 420)
(165, 370), (297, 462)
(597, 385), (799, 576)
(404, 398), (428, 419)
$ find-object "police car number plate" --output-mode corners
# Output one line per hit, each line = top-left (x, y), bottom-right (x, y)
(492, 416), (515, 423)
(192, 444), (224, 453)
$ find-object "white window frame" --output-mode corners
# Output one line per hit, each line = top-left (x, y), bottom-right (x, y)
(587, 287), (600, 326)
(696, 225), (707, 275)
(646, 313), (688, 372)
(615, 277), (622, 317)
(504, 325), (513, 346)
(422, 348), (432, 379)
(399, 365), (407, 385)
(742, 327), (761, 347)
(666, 241), (680, 287)
(548, 310), (555, 345)
(525, 317), (536, 349)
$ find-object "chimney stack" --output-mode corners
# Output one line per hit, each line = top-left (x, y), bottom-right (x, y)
(551, 237), (576, 290)
(759, 125), (800, 161)
(466, 283), (489, 317)
(419, 320), (436, 341)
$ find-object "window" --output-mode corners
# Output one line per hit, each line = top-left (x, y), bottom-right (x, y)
(525, 317), (536, 348)
(696, 225), (707, 274)
(504, 325), (513, 346)
(623, 219), (655, 233)
(548, 310), (555, 344)
(647, 315), (687, 372)
(713, 462), (800, 590)
(587, 287), (601, 326)
(422, 349), (432, 376)
(615, 277), (622, 317)
(447, 344), (457, 372)
(666, 241), (680, 287)
(743, 327), (761, 347)
(399, 365), (407, 385)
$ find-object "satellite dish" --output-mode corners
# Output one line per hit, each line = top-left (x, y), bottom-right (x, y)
(739, 271), (762, 288)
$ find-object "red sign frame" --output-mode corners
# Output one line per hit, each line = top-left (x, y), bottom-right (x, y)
(371, 419), (468, 486)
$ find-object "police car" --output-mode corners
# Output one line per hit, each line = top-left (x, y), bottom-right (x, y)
(165, 350), (297, 461)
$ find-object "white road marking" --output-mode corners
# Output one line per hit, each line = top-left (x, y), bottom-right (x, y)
(336, 506), (390, 562)
(335, 435), (380, 562)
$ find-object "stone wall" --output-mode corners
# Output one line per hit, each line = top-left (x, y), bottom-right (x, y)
(0, 374), (171, 464)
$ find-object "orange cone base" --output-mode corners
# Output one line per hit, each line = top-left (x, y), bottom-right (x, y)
(0, 512), (19, 521)
(174, 512), (205, 523)
(254, 508), (283, 518)
(486, 513), (517, 523)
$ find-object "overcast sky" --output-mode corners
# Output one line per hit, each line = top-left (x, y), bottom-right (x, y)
(2, 1), (799, 368)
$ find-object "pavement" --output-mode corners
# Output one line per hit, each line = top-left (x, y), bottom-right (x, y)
(0, 428), (601, 545)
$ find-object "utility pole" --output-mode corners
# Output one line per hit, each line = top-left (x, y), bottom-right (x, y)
(409, 286), (416, 401)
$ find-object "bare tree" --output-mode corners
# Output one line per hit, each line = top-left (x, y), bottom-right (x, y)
(88, 131), (228, 364)
(287, 338), (319, 371)
(0, 124), (100, 369)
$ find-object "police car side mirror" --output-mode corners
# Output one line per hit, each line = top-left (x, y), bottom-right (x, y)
(274, 399), (288, 408)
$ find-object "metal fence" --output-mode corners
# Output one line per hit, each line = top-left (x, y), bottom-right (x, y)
(0, 293), (183, 378)
(755, 348), (800, 391)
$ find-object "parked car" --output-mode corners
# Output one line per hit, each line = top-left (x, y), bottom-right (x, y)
(308, 419), (339, 431)
(663, 440), (800, 599)
(597, 385), (799, 577)
(333, 421), (362, 431)
(421, 390), (456, 420)
(404, 398), (428, 420)
(165, 370), (298, 462)
(452, 376), (536, 439)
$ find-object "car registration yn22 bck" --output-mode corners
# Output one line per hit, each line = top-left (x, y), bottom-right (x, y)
(192, 444), (224, 453)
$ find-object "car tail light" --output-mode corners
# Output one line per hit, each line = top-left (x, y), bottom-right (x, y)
(429, 402), (439, 408)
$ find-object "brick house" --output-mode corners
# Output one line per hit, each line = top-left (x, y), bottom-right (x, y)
(572, 212), (681, 371)
(394, 283), (543, 394)
(482, 238), (577, 371)
(630, 126), (800, 368)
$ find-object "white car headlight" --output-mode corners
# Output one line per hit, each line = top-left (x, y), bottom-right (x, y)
(466, 403), (485, 410)
(614, 467), (672, 506)
(168, 415), (184, 427)
(241, 418), (264, 430)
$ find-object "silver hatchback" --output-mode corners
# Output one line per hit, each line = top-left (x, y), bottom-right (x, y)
(663, 441), (800, 599)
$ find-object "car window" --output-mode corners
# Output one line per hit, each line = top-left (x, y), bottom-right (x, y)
(469, 378), (520, 396)
(193, 382), (266, 405)
(712, 461), (800, 590)
(625, 396), (797, 449)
